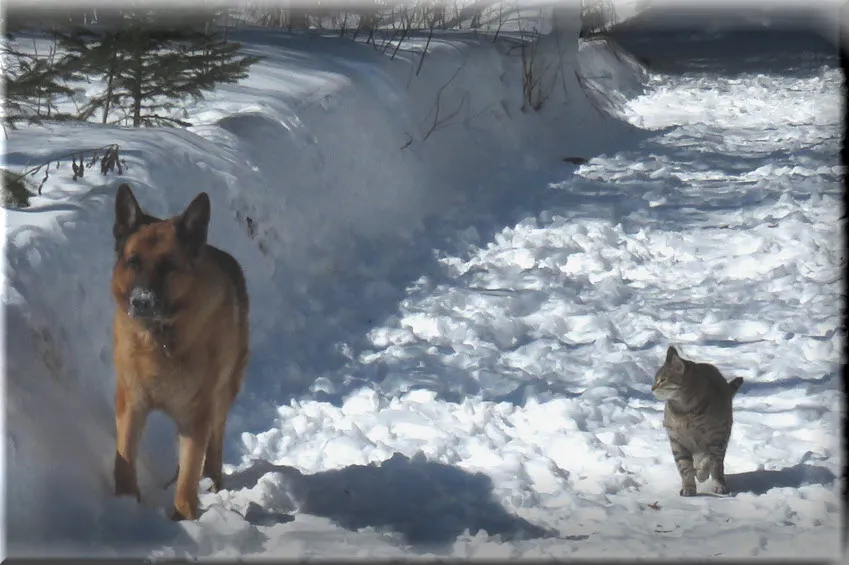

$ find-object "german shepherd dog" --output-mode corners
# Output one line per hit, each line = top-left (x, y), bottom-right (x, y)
(110, 183), (249, 520)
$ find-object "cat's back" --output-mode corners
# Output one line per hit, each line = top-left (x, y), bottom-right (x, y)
(690, 361), (736, 401)
(664, 361), (735, 430)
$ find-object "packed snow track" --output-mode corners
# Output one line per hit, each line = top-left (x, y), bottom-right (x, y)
(2, 25), (842, 560)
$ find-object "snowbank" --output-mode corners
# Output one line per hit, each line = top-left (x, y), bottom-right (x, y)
(2, 28), (645, 555)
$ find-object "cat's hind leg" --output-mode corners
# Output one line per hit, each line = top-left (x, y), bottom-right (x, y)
(710, 456), (729, 494)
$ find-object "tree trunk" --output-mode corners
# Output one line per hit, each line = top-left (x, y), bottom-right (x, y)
(102, 35), (120, 124)
(131, 46), (143, 127)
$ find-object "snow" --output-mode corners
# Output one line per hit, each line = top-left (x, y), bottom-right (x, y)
(2, 21), (843, 560)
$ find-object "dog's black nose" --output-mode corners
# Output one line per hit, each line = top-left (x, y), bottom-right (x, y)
(129, 288), (157, 318)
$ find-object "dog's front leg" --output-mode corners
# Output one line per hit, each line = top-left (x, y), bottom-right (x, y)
(114, 380), (148, 502)
(171, 412), (212, 521)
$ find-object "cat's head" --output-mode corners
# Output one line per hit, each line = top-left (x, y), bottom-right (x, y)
(652, 345), (687, 401)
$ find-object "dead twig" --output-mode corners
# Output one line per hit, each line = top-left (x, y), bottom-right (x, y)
(420, 60), (469, 143)
(574, 69), (614, 119)
(17, 143), (125, 193)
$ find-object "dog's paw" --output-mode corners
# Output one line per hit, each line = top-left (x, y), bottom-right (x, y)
(171, 498), (200, 521)
(170, 507), (198, 522)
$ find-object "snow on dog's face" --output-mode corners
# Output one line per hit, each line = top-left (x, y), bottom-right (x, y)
(651, 346), (686, 401)
(111, 183), (210, 324)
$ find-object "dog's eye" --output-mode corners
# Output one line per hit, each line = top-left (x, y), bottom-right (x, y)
(126, 255), (141, 270)
(158, 257), (179, 277)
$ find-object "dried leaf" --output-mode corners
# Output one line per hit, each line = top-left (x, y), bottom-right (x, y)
(563, 156), (588, 165)
(647, 501), (660, 511)
(101, 146), (119, 175)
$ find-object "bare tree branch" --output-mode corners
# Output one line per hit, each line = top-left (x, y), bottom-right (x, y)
(420, 59), (469, 143)
(416, 7), (437, 76)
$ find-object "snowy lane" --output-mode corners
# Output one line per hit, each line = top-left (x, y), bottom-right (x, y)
(3, 30), (842, 559)
(223, 47), (844, 557)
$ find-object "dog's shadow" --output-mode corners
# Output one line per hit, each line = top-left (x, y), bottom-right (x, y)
(725, 455), (836, 496)
(223, 452), (558, 548)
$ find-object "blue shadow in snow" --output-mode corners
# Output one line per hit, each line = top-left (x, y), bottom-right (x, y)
(726, 461), (836, 496)
(736, 371), (839, 398)
(225, 452), (563, 552)
(609, 10), (838, 78)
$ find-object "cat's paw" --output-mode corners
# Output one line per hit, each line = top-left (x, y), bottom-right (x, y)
(713, 483), (729, 495)
(679, 486), (697, 497)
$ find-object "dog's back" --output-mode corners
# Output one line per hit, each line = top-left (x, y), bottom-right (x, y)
(189, 243), (250, 411)
(208, 245), (248, 308)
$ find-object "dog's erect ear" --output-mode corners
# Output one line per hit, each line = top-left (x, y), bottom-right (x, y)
(114, 183), (143, 247)
(177, 192), (210, 258)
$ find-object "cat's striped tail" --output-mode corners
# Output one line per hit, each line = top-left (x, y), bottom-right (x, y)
(728, 377), (744, 396)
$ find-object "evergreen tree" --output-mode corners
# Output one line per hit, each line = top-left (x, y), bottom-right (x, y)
(52, 25), (123, 124)
(1, 18), (85, 128)
(54, 8), (261, 128)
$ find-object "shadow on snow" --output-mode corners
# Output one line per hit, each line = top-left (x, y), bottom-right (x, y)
(224, 452), (560, 551)
(726, 458), (837, 496)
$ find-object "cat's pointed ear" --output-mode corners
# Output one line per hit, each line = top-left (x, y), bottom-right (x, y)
(666, 346), (679, 363)
(666, 345), (685, 374)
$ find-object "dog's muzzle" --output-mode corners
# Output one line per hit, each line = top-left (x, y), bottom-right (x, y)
(128, 288), (161, 320)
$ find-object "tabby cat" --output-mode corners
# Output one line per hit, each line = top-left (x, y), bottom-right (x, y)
(652, 346), (744, 496)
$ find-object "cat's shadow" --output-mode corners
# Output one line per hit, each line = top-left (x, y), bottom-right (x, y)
(725, 455), (836, 496)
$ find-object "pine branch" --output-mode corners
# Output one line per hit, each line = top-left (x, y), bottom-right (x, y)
(139, 114), (193, 127)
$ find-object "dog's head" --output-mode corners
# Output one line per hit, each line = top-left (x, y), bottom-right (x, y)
(111, 183), (210, 323)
